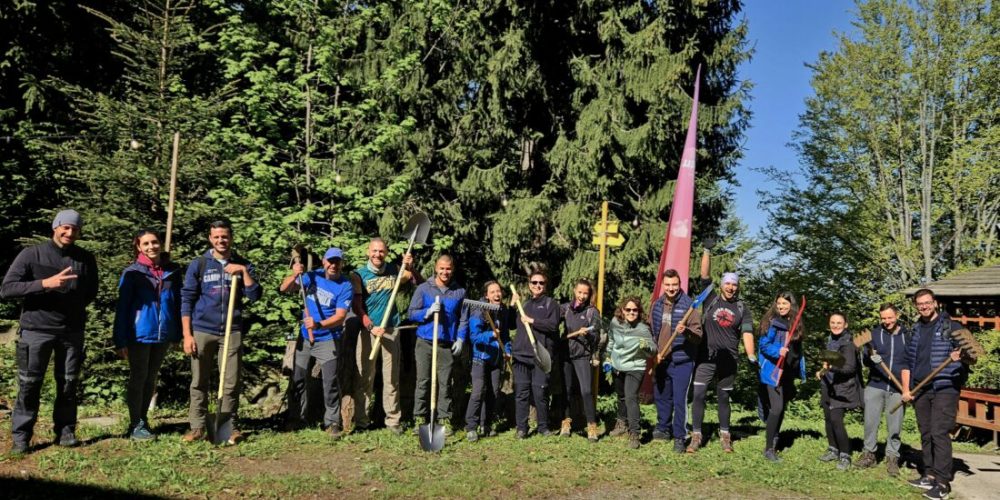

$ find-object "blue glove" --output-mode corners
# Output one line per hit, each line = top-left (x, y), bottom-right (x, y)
(602, 361), (613, 373)
(451, 338), (464, 356)
(424, 301), (441, 320)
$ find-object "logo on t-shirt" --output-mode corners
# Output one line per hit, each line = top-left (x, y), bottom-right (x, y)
(713, 307), (736, 329)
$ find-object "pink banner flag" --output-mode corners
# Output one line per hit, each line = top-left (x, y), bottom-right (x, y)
(652, 65), (701, 298)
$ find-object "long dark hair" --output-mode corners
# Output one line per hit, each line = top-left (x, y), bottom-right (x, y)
(132, 228), (161, 258)
(758, 291), (803, 341)
(614, 296), (645, 324)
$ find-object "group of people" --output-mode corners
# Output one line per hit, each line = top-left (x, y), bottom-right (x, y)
(1, 210), (977, 500)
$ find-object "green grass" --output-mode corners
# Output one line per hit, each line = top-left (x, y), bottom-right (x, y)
(0, 398), (992, 499)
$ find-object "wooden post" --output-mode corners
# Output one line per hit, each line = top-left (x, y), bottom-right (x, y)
(592, 201), (610, 412)
(165, 132), (179, 253)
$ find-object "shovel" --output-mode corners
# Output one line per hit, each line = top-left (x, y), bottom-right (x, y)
(815, 349), (846, 380)
(419, 296), (446, 452)
(212, 273), (241, 445)
(369, 212), (431, 361)
(509, 284), (552, 374)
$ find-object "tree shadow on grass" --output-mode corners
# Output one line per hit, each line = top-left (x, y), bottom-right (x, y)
(0, 477), (166, 499)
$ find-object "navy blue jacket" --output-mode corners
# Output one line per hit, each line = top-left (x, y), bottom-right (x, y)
(113, 261), (183, 347)
(905, 313), (967, 393)
(650, 293), (698, 363)
(180, 251), (263, 335)
(863, 325), (910, 392)
(407, 280), (469, 344)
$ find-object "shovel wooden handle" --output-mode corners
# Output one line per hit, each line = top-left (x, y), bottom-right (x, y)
(217, 274), (240, 400)
(165, 132), (179, 253)
(649, 306), (696, 375)
(368, 243), (417, 361)
(889, 357), (954, 414)
(509, 285), (539, 348)
(429, 296), (440, 418)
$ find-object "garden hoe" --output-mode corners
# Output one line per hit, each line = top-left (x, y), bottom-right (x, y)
(369, 212), (431, 361)
(212, 274), (240, 445)
(509, 284), (552, 374)
(419, 296), (446, 452)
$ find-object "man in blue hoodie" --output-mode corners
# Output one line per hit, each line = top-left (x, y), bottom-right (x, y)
(180, 219), (263, 444)
(280, 247), (353, 439)
(902, 289), (976, 500)
(407, 255), (469, 435)
(856, 303), (910, 476)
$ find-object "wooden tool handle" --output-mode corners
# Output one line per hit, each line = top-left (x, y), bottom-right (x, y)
(429, 296), (440, 416)
(369, 239), (416, 361)
(889, 357), (954, 413)
(217, 274), (240, 400)
(649, 305), (696, 374)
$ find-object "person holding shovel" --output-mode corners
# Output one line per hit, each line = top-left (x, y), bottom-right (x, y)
(901, 289), (975, 500)
(408, 255), (469, 436)
(817, 312), (861, 471)
(649, 268), (703, 453)
(280, 248), (353, 439)
(511, 269), (560, 439)
(856, 303), (910, 476)
(112, 229), (182, 441)
(349, 237), (422, 435)
(757, 291), (806, 462)
(558, 278), (601, 442)
(464, 281), (511, 442)
(606, 296), (655, 450)
(180, 219), (262, 445)
(2, 210), (98, 454)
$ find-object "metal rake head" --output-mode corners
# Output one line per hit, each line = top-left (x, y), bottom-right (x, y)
(463, 299), (500, 312)
(950, 328), (986, 361)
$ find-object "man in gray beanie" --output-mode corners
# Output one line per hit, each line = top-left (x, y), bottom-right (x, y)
(1, 209), (98, 454)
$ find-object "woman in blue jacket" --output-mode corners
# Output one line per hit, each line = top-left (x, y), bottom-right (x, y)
(464, 281), (511, 442)
(113, 229), (182, 440)
(757, 291), (806, 462)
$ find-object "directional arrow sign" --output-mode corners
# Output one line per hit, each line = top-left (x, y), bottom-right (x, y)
(592, 233), (625, 247)
(594, 221), (619, 234)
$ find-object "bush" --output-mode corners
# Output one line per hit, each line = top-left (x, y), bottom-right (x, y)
(966, 329), (1000, 390)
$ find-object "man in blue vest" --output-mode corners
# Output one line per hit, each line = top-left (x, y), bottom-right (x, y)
(280, 248), (353, 439)
(649, 268), (703, 453)
(856, 303), (910, 476)
(902, 289), (975, 500)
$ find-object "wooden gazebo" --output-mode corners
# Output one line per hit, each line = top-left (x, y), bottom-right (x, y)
(904, 264), (1000, 331)
(904, 264), (1000, 447)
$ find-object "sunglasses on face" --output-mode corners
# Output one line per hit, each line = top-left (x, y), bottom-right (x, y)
(624, 308), (639, 312)
(530, 280), (546, 285)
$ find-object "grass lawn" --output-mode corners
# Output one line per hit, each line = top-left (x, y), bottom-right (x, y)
(0, 397), (991, 499)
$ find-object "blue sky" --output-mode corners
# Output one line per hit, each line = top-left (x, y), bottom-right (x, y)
(732, 0), (857, 235)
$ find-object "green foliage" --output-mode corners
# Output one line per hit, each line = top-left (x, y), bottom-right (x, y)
(966, 329), (1000, 390)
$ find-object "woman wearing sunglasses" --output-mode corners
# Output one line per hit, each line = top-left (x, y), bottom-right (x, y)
(511, 269), (560, 438)
(606, 296), (654, 449)
(112, 229), (183, 441)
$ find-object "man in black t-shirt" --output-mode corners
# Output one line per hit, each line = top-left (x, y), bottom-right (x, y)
(687, 246), (754, 453)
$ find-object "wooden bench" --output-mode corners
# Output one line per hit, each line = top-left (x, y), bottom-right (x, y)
(957, 388), (1000, 448)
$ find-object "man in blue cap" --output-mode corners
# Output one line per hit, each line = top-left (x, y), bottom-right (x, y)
(2, 209), (98, 454)
(280, 247), (354, 439)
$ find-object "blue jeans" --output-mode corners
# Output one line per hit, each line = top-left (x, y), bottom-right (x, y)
(654, 359), (694, 438)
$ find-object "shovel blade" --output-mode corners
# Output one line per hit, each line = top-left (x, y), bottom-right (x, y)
(534, 341), (552, 374)
(211, 407), (233, 446)
(418, 422), (446, 452)
(403, 213), (431, 245)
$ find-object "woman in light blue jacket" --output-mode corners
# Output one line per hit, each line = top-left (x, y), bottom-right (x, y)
(606, 296), (655, 449)
(113, 229), (182, 440)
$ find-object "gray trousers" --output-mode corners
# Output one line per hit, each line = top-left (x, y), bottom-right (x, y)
(288, 338), (341, 427)
(12, 330), (85, 445)
(189, 331), (241, 429)
(414, 338), (455, 422)
(863, 385), (904, 457)
(126, 343), (170, 428)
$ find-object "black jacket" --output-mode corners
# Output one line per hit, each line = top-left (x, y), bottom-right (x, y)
(820, 330), (862, 410)
(560, 301), (600, 360)
(512, 295), (559, 364)
(1, 241), (99, 333)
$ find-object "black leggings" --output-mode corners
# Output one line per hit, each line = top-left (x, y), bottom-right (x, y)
(761, 379), (796, 450)
(614, 370), (644, 433)
(824, 406), (850, 453)
(562, 357), (597, 423)
(691, 356), (737, 433)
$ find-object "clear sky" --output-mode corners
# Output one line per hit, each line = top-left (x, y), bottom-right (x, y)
(733, 0), (857, 236)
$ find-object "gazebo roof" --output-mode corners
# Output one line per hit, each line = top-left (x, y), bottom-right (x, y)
(904, 264), (1000, 298)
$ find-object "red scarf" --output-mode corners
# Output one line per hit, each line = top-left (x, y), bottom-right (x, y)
(137, 253), (165, 280)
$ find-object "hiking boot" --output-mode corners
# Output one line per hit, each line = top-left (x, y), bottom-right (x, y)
(923, 481), (950, 500)
(586, 423), (599, 443)
(413, 421), (427, 436)
(909, 476), (935, 490)
(628, 432), (640, 450)
(686, 432), (702, 453)
(182, 427), (209, 443)
(515, 429), (528, 440)
(856, 451), (876, 468)
(886, 455), (900, 477)
(438, 420), (453, 437)
(837, 453), (851, 471)
(673, 437), (686, 453)
(466, 430), (479, 442)
(537, 429), (555, 437)
(651, 429), (671, 441)
(130, 420), (156, 442)
(609, 419), (628, 437)
(763, 448), (781, 462)
(58, 431), (80, 448)
(387, 424), (404, 436)
(720, 431), (733, 453)
(818, 446), (839, 462)
(9, 441), (29, 456)
(560, 418), (572, 437)
(326, 424), (342, 441)
(227, 430), (245, 445)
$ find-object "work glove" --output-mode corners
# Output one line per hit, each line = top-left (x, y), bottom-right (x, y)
(424, 301), (441, 320)
(870, 353), (883, 365)
(451, 338), (464, 356)
(747, 354), (757, 364)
